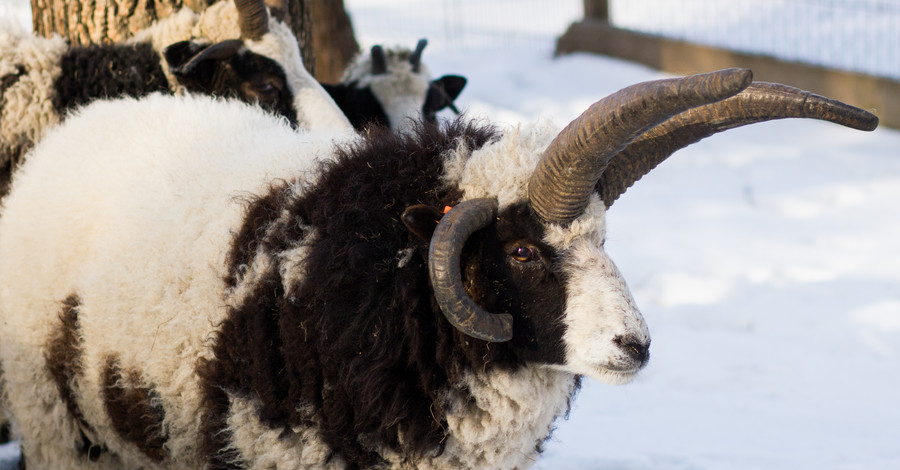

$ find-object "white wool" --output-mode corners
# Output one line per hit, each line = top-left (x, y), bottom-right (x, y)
(436, 366), (577, 469)
(127, 7), (199, 56)
(0, 27), (67, 161)
(456, 120), (559, 209)
(0, 93), (354, 469)
(226, 394), (344, 468)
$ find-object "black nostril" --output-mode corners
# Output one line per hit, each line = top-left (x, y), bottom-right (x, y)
(614, 335), (650, 365)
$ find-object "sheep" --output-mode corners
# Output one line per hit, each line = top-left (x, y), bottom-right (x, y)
(0, 68), (877, 469)
(321, 39), (467, 131)
(0, 0), (350, 197)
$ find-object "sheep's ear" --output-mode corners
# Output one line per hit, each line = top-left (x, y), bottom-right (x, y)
(401, 204), (444, 242)
(423, 75), (467, 119)
(164, 40), (243, 76)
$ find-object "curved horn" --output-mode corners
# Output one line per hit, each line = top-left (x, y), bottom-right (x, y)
(428, 198), (513, 342)
(235, 0), (269, 41)
(527, 68), (753, 224)
(371, 45), (387, 74)
(410, 38), (428, 73)
(597, 82), (880, 207)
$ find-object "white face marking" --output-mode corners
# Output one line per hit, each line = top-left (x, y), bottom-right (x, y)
(545, 197), (651, 384)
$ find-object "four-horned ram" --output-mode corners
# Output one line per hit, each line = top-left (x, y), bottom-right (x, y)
(0, 0), (349, 197)
(0, 68), (877, 469)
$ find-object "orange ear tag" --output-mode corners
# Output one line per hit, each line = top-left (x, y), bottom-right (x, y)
(442, 206), (453, 214)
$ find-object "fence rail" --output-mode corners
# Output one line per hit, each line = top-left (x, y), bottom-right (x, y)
(606, 0), (900, 80)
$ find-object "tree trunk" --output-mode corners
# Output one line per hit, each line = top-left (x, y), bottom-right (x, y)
(310, 0), (358, 83)
(27, 0), (351, 79)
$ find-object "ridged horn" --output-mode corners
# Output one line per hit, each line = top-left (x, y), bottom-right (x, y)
(371, 45), (387, 74)
(410, 38), (427, 73)
(597, 82), (880, 207)
(527, 68), (753, 225)
(428, 198), (513, 342)
(235, 0), (269, 41)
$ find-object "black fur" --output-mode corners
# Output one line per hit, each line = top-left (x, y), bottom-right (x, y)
(52, 43), (170, 115)
(101, 355), (168, 463)
(44, 294), (107, 461)
(199, 119), (573, 467)
(321, 81), (390, 130)
(423, 75), (467, 121)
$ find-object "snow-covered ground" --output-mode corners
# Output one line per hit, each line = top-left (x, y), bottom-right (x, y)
(1, 1), (899, 469)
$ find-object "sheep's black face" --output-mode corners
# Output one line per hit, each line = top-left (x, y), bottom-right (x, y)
(165, 41), (298, 128)
(460, 203), (568, 365)
(227, 52), (298, 126)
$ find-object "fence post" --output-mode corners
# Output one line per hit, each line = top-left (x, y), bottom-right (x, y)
(584, 0), (609, 22)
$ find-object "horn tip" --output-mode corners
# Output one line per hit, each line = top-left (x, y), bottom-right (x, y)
(856, 111), (879, 131)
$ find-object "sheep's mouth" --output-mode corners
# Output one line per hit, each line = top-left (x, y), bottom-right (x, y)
(590, 364), (643, 385)
(591, 367), (641, 385)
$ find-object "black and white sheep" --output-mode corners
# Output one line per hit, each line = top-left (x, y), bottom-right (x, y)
(0, 69), (877, 469)
(0, 0), (349, 196)
(322, 39), (467, 131)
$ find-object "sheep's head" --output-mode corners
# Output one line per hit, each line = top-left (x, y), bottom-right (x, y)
(164, 38), (297, 126)
(407, 68), (878, 384)
(329, 39), (467, 131)
(164, 0), (349, 130)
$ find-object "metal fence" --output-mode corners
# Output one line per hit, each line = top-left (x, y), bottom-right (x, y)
(609, 0), (900, 80)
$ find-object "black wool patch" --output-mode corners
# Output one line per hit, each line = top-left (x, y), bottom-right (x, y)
(52, 43), (170, 114)
(202, 120), (513, 467)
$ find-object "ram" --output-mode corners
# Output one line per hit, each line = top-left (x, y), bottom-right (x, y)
(0, 69), (876, 469)
(0, 0), (349, 196)
(322, 39), (467, 131)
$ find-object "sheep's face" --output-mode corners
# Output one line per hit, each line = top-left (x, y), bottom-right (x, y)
(165, 40), (298, 127)
(352, 54), (431, 132)
(458, 198), (649, 385)
(439, 123), (650, 384)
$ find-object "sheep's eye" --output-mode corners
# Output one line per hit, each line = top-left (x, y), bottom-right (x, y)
(511, 245), (538, 263)
(252, 82), (277, 94)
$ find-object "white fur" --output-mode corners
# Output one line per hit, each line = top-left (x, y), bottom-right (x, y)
(342, 44), (433, 132)
(0, 92), (648, 468)
(0, 26), (67, 163)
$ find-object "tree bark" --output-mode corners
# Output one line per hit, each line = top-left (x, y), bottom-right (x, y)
(310, 0), (358, 83)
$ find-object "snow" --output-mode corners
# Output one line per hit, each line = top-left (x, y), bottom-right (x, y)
(1, 0), (899, 469)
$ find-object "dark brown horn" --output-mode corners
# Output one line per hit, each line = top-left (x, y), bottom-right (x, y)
(168, 40), (244, 75)
(371, 45), (387, 74)
(410, 38), (427, 73)
(527, 68), (753, 224)
(429, 198), (513, 342)
(235, 0), (269, 41)
(597, 82), (880, 207)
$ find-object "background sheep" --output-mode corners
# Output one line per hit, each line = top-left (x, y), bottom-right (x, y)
(322, 39), (467, 131)
(0, 69), (877, 469)
(0, 0), (349, 197)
